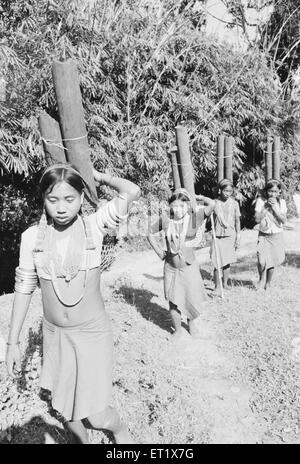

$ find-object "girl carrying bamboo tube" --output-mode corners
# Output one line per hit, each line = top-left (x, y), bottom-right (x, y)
(254, 179), (286, 290)
(211, 179), (241, 292)
(148, 188), (215, 340)
(6, 163), (141, 444)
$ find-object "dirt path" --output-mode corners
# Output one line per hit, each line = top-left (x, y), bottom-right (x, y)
(0, 223), (299, 443)
(101, 222), (300, 444)
(103, 277), (264, 444)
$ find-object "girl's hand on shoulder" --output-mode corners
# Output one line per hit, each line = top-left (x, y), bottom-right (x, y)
(6, 344), (22, 379)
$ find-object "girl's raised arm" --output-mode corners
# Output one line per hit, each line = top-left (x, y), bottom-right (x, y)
(196, 194), (216, 217)
(93, 170), (141, 232)
(147, 216), (167, 261)
(93, 169), (141, 215)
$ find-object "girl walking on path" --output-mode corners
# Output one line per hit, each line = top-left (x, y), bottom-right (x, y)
(211, 179), (241, 292)
(255, 179), (287, 290)
(148, 188), (215, 340)
(5, 163), (141, 444)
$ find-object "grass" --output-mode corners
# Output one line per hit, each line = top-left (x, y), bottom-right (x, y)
(0, 249), (300, 443)
(199, 252), (300, 444)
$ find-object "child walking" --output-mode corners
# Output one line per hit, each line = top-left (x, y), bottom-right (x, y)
(148, 188), (215, 340)
(211, 179), (241, 292)
(255, 179), (286, 290)
(6, 163), (141, 444)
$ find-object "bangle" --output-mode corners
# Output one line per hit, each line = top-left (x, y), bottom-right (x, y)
(6, 341), (20, 346)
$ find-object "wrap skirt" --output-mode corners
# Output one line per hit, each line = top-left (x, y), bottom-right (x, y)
(257, 231), (285, 270)
(164, 259), (208, 320)
(40, 312), (113, 421)
(211, 234), (237, 269)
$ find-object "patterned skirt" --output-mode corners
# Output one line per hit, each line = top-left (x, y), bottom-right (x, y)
(164, 259), (208, 320)
(40, 312), (113, 421)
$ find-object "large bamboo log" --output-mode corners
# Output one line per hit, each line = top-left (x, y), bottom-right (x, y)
(175, 126), (196, 205)
(265, 137), (273, 182)
(217, 135), (225, 183)
(224, 136), (233, 182)
(52, 59), (98, 206)
(169, 148), (181, 190)
(272, 136), (280, 180)
(39, 111), (66, 166)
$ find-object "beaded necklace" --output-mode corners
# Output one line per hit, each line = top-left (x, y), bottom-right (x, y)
(34, 214), (96, 307)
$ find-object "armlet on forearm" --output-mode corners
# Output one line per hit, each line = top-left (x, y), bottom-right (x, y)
(14, 267), (38, 294)
(97, 197), (129, 230)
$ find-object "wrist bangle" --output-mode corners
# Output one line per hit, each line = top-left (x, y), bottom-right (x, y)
(6, 341), (20, 346)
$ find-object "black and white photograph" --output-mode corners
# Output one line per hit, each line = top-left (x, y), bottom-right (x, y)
(0, 0), (300, 447)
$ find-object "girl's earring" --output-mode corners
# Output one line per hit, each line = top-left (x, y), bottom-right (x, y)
(41, 206), (47, 226)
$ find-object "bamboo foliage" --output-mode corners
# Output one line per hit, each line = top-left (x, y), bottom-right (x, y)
(0, 0), (291, 197)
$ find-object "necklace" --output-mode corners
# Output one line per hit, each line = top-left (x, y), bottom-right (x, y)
(42, 216), (85, 282)
(49, 253), (90, 307)
(42, 216), (90, 307)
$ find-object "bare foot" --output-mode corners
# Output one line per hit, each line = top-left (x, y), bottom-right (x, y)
(264, 283), (273, 290)
(171, 330), (183, 341)
(189, 320), (201, 339)
(255, 280), (265, 290)
(115, 426), (136, 444)
(211, 288), (223, 298)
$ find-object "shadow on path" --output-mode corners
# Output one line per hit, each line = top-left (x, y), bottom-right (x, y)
(114, 286), (173, 334)
(0, 415), (68, 444)
(228, 278), (256, 289)
(143, 273), (163, 282)
(284, 252), (300, 268)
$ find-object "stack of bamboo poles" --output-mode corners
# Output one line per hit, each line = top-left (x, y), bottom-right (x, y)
(215, 135), (235, 298)
(216, 135), (234, 183)
(38, 59), (117, 272)
(39, 59), (98, 206)
(169, 126), (196, 206)
(265, 136), (281, 182)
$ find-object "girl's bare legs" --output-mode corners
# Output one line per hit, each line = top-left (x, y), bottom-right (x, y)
(257, 258), (266, 289)
(265, 267), (274, 289)
(223, 265), (231, 289)
(88, 406), (134, 444)
(170, 303), (182, 339)
(66, 420), (89, 444)
(213, 269), (219, 290)
(213, 269), (223, 296)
